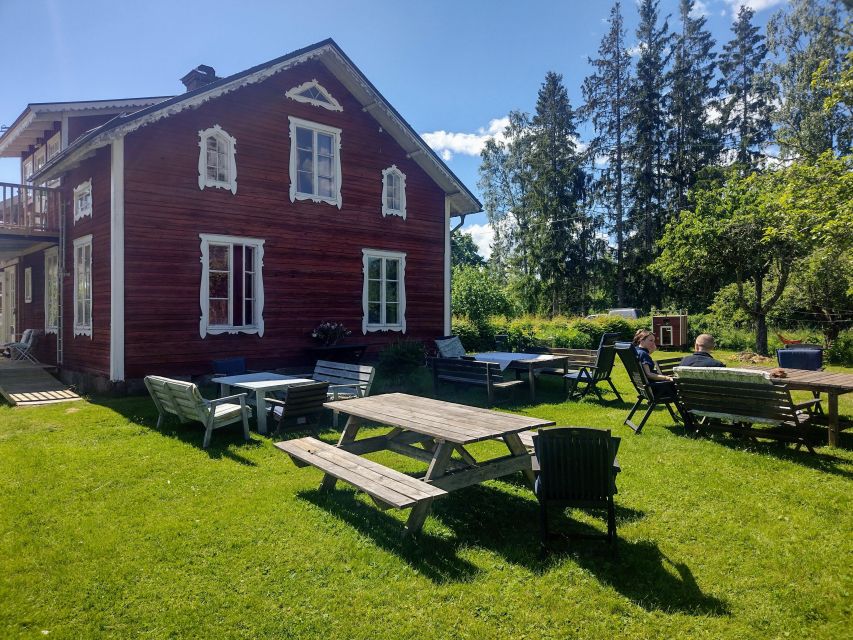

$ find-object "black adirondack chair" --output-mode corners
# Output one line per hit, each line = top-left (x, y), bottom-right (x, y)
(614, 343), (682, 434)
(266, 381), (330, 435)
(533, 427), (621, 554)
(563, 332), (623, 401)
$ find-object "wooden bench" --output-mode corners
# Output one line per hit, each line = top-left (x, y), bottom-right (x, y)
(309, 360), (375, 400)
(275, 437), (447, 510)
(430, 357), (525, 406)
(674, 366), (821, 453)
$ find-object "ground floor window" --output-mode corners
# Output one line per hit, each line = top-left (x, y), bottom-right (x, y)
(362, 249), (406, 334)
(73, 235), (93, 336)
(24, 268), (32, 303)
(44, 247), (59, 333)
(199, 233), (265, 338)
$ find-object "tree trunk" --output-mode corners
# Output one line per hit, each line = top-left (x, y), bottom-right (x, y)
(755, 313), (769, 356)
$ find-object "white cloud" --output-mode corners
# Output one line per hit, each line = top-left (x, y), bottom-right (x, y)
(461, 223), (494, 260)
(723, 0), (786, 16)
(627, 42), (647, 57)
(421, 116), (510, 161)
(691, 0), (711, 17)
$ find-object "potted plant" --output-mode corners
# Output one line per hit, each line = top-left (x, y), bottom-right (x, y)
(311, 321), (352, 347)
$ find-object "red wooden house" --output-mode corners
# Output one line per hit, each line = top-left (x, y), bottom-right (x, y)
(0, 39), (480, 391)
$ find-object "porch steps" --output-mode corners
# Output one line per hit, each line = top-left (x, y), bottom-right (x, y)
(0, 361), (81, 406)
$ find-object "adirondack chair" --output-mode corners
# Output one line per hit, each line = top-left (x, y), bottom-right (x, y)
(266, 381), (330, 435)
(614, 343), (683, 434)
(563, 332), (622, 401)
(434, 335), (466, 359)
(533, 427), (621, 554)
(4, 329), (39, 363)
(143, 375), (251, 449)
(673, 366), (821, 453)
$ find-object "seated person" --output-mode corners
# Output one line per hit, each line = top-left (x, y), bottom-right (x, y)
(680, 334), (725, 368)
(632, 329), (676, 396)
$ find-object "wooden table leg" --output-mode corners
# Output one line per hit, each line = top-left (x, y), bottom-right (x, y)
(405, 440), (454, 535)
(504, 432), (536, 487)
(528, 364), (536, 403)
(828, 392), (839, 447)
(320, 415), (364, 491)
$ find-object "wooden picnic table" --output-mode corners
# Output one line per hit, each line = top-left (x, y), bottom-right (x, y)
(277, 393), (554, 535)
(766, 367), (853, 447)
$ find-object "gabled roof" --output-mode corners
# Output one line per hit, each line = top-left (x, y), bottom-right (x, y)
(33, 38), (481, 217)
(0, 97), (173, 157)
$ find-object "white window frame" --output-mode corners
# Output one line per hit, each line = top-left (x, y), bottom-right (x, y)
(24, 267), (32, 303)
(44, 247), (59, 334)
(199, 233), (265, 338)
(197, 125), (237, 194)
(73, 179), (93, 222)
(288, 116), (342, 209)
(362, 248), (406, 334)
(285, 80), (343, 112)
(73, 235), (93, 337)
(381, 165), (407, 220)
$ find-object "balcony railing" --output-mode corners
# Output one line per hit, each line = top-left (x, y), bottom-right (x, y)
(0, 182), (61, 234)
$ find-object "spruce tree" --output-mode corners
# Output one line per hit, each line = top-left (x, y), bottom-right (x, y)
(666, 0), (720, 213)
(582, 1), (632, 306)
(718, 5), (775, 170)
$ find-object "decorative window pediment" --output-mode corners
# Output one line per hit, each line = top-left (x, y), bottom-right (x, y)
(285, 80), (343, 112)
(198, 125), (237, 194)
(381, 165), (407, 219)
(74, 179), (92, 222)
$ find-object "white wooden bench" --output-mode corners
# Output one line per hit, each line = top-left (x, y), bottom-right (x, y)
(308, 360), (375, 400)
(275, 437), (447, 510)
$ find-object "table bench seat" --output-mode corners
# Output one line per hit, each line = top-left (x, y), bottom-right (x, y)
(430, 357), (525, 406)
(275, 437), (447, 510)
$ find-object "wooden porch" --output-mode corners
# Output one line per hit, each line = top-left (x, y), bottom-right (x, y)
(0, 182), (61, 262)
(0, 359), (81, 406)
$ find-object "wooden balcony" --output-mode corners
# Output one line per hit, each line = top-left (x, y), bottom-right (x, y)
(0, 182), (61, 262)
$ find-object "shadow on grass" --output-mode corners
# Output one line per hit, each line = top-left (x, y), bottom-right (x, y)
(664, 425), (853, 480)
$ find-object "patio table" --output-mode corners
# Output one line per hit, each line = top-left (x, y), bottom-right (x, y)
(322, 393), (555, 534)
(472, 352), (569, 402)
(212, 372), (314, 435)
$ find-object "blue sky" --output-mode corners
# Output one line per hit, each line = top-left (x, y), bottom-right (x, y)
(0, 0), (783, 255)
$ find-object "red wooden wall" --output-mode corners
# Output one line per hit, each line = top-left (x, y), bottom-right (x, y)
(115, 59), (447, 378)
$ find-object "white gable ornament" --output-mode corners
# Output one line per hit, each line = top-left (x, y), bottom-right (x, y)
(285, 80), (343, 112)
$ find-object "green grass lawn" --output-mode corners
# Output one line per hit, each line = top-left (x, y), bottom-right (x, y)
(1, 351), (851, 639)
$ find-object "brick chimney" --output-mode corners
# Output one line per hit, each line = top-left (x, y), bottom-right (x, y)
(180, 65), (219, 92)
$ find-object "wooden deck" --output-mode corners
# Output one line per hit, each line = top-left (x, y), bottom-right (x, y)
(0, 360), (81, 406)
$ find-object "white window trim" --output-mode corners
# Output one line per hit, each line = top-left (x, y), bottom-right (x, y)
(199, 233), (265, 338)
(362, 248), (406, 334)
(381, 165), (407, 220)
(73, 234), (93, 337)
(44, 247), (59, 334)
(285, 79), (343, 112)
(197, 125), (237, 194)
(24, 267), (32, 303)
(288, 116), (342, 209)
(73, 179), (93, 222)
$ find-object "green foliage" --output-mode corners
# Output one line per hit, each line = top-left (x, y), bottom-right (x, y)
(450, 230), (485, 268)
(377, 339), (426, 380)
(826, 329), (853, 365)
(451, 266), (514, 322)
(451, 315), (493, 353)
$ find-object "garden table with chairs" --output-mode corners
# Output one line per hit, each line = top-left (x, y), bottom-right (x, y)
(276, 393), (554, 535)
(212, 372), (315, 434)
(471, 352), (569, 402)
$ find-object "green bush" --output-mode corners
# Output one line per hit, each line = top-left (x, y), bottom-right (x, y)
(827, 330), (853, 366)
(451, 266), (514, 320)
(377, 340), (427, 384)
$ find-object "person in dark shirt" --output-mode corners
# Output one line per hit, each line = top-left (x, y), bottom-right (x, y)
(632, 329), (674, 383)
(680, 334), (725, 368)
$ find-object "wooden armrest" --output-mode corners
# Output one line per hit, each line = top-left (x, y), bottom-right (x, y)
(209, 393), (248, 406)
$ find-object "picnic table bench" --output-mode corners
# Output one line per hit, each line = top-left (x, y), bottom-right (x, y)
(275, 437), (447, 510)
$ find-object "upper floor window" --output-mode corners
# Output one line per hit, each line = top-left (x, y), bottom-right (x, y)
(381, 166), (407, 219)
(73, 235), (93, 337)
(44, 247), (59, 334)
(197, 125), (237, 194)
(199, 233), (265, 338)
(74, 179), (92, 222)
(288, 116), (342, 208)
(285, 80), (343, 112)
(362, 249), (406, 334)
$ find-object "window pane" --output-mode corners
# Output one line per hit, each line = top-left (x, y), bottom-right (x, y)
(385, 259), (398, 280)
(298, 171), (313, 194)
(368, 279), (381, 302)
(318, 177), (333, 198)
(368, 258), (381, 279)
(296, 127), (313, 149)
(209, 245), (229, 270)
(210, 272), (228, 298)
(207, 137), (218, 151)
(209, 300), (228, 325)
(297, 149), (313, 172)
(386, 303), (398, 325)
(317, 133), (332, 156)
(368, 302), (381, 324)
(244, 299), (254, 325)
(317, 155), (332, 179)
(386, 281), (398, 303)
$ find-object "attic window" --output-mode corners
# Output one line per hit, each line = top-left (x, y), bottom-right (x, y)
(198, 125), (237, 194)
(285, 80), (343, 112)
(381, 166), (407, 219)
